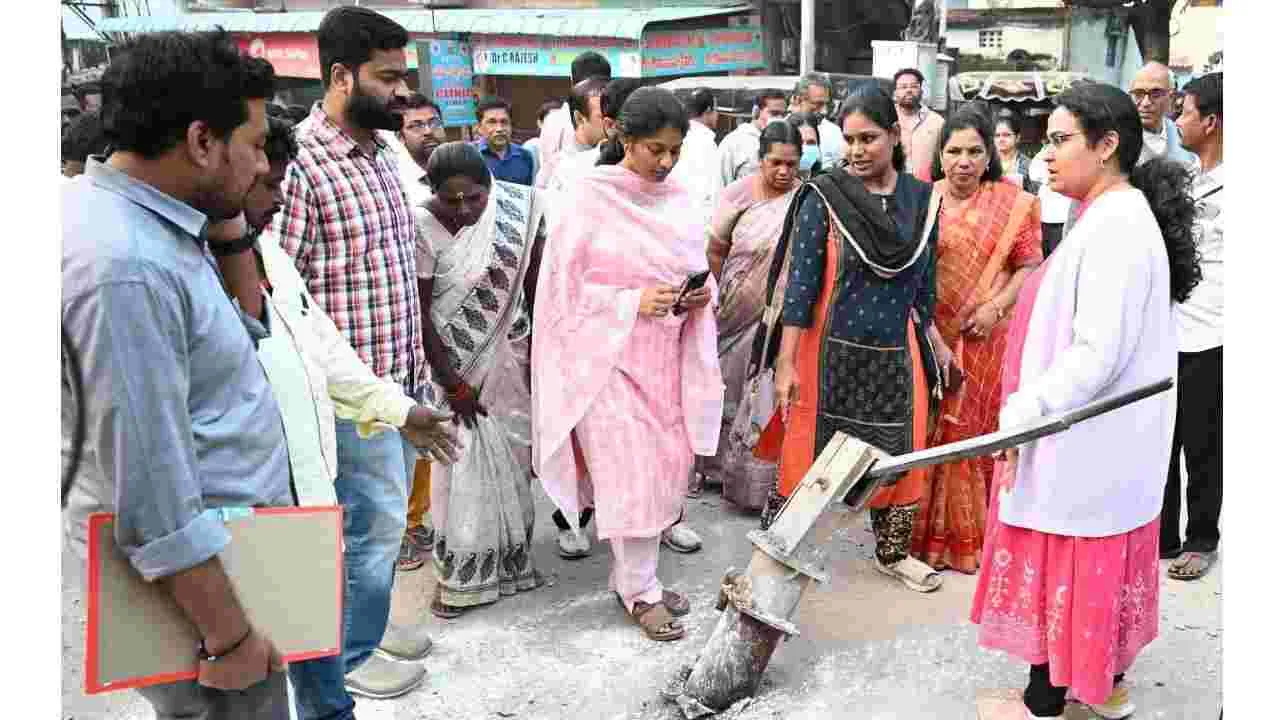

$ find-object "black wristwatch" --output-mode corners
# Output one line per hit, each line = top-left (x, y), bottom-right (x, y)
(210, 228), (261, 258)
(197, 627), (252, 662)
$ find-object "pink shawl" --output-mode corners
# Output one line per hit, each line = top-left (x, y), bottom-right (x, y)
(531, 165), (724, 504)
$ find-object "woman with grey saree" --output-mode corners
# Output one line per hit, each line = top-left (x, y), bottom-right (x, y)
(694, 122), (803, 510)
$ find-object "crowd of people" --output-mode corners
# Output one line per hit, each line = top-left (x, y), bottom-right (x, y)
(61, 6), (1223, 720)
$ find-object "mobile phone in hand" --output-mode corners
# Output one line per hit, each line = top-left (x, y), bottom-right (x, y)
(672, 270), (711, 315)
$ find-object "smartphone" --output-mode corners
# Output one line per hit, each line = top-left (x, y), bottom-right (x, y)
(672, 270), (711, 315)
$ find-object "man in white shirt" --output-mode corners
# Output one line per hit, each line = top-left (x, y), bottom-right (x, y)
(718, 89), (788, 187)
(669, 87), (722, 228)
(534, 51), (612, 188)
(1130, 62), (1198, 168)
(388, 93), (446, 210)
(543, 76), (610, 224)
(792, 73), (847, 169)
(1162, 72), (1223, 580)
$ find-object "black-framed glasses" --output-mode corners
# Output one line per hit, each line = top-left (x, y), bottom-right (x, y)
(405, 118), (443, 131)
(1129, 88), (1170, 103)
(1045, 132), (1081, 148)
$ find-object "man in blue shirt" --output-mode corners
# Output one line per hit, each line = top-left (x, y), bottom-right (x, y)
(62, 30), (292, 718)
(475, 96), (535, 185)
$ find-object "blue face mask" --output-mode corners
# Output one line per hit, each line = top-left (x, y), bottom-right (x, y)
(800, 144), (821, 172)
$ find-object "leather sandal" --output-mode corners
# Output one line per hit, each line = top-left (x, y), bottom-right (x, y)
(627, 599), (685, 641)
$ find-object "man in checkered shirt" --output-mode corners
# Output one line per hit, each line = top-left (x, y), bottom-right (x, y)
(272, 6), (434, 716)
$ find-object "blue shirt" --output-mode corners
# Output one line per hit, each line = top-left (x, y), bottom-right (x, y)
(478, 139), (535, 186)
(62, 159), (293, 581)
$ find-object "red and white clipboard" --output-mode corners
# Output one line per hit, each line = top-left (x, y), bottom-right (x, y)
(84, 506), (344, 695)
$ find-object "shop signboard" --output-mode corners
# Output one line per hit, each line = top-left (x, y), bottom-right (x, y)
(238, 33), (321, 79)
(640, 27), (765, 77)
(425, 38), (477, 128)
(471, 35), (642, 78)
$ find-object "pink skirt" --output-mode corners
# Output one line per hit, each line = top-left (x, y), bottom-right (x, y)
(969, 463), (1161, 705)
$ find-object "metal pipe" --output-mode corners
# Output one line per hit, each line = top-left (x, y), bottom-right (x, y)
(800, 0), (816, 74)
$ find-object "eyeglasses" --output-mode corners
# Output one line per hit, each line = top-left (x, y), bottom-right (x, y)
(405, 118), (443, 131)
(1129, 89), (1170, 103)
(1045, 132), (1081, 148)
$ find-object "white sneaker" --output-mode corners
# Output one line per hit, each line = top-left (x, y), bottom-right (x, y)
(1087, 684), (1136, 719)
(557, 528), (591, 559)
(661, 522), (703, 553)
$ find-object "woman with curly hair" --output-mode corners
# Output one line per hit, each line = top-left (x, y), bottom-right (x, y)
(970, 82), (1200, 719)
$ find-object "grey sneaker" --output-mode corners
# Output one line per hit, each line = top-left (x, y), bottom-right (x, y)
(344, 653), (425, 699)
(377, 622), (434, 661)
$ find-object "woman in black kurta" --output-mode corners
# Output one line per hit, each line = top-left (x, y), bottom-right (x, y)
(765, 85), (944, 593)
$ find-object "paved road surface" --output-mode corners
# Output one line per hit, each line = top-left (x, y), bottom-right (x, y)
(62, 485), (1222, 719)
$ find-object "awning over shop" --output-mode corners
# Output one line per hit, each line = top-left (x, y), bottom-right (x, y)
(96, 6), (753, 41)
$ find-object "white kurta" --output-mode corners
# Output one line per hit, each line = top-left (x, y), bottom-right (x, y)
(999, 187), (1177, 537)
(669, 119), (722, 228)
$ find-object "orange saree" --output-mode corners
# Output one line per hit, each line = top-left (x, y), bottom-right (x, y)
(911, 179), (1042, 573)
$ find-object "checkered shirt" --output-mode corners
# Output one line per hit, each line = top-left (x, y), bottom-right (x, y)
(275, 103), (427, 399)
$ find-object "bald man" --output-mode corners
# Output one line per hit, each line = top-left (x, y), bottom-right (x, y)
(1129, 63), (1198, 167)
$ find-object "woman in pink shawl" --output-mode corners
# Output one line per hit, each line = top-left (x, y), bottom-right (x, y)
(970, 83), (1201, 719)
(532, 87), (724, 642)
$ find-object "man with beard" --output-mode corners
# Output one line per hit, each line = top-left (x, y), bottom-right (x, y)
(273, 6), (433, 714)
(892, 67), (943, 180)
(388, 92), (446, 210)
(210, 113), (460, 529)
(62, 32), (291, 719)
(793, 74), (848, 169)
(474, 96), (535, 186)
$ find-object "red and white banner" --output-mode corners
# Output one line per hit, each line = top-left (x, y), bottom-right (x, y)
(237, 33), (322, 80)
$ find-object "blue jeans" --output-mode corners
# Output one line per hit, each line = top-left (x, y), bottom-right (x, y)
(289, 420), (417, 720)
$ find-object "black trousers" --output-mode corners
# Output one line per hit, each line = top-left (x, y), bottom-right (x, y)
(1024, 664), (1125, 717)
(1160, 346), (1224, 554)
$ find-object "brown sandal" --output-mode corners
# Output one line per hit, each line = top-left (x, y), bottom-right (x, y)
(628, 599), (685, 641)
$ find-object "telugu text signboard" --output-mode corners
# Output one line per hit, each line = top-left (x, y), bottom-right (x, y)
(640, 27), (765, 77)
(471, 35), (642, 78)
(426, 38), (477, 128)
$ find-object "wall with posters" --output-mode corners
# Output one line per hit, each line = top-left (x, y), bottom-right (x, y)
(422, 37), (477, 128)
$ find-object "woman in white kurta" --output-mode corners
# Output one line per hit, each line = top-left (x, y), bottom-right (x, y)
(969, 83), (1201, 720)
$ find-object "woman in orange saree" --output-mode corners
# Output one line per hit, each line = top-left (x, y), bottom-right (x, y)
(911, 106), (1043, 574)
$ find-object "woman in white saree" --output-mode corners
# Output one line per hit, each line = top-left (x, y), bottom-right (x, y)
(415, 142), (548, 618)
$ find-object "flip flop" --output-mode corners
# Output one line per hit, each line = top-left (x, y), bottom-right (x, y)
(1168, 551), (1216, 581)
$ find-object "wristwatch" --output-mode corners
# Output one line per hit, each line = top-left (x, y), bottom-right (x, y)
(198, 627), (252, 662)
